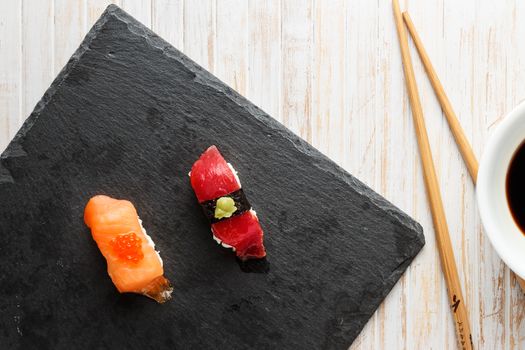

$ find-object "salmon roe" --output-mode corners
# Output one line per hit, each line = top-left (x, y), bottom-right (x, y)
(110, 232), (144, 263)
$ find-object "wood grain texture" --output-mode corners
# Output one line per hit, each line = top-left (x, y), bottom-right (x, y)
(152, 0), (183, 50)
(87, 0), (119, 28)
(183, 0), (215, 71)
(393, 0), (472, 348)
(281, 0), (312, 141)
(215, 0), (248, 95)
(2, 1), (525, 349)
(311, 0), (347, 166)
(405, 6), (525, 332)
(54, 0), (85, 74)
(0, 0), (21, 151)
(247, 0), (281, 120)
(21, 0), (54, 126)
(403, 11), (479, 184)
(121, 0), (151, 26)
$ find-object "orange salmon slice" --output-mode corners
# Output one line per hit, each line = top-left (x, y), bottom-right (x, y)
(84, 195), (172, 303)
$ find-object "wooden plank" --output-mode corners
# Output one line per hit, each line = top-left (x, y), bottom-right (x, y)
(345, 2), (380, 349)
(151, 0), (183, 49)
(281, 0), (312, 141)
(183, 0), (215, 71)
(311, 0), (347, 166)
(406, 2), (456, 349)
(396, 0), (473, 349)
(349, 0), (411, 349)
(87, 0), (120, 29)
(442, 1), (509, 348)
(438, 1), (483, 348)
(215, 0), (248, 95)
(54, 0), (85, 74)
(498, 0), (525, 349)
(246, 0), (281, 120)
(0, 0), (22, 151)
(21, 0), (54, 121)
(121, 0), (151, 27)
(390, 1), (448, 349)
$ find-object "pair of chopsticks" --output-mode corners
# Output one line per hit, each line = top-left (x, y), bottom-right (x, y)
(400, 1), (525, 296)
(392, 1), (475, 349)
(405, 8), (525, 295)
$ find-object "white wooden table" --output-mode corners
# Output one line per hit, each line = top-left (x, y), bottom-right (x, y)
(1, 1), (524, 349)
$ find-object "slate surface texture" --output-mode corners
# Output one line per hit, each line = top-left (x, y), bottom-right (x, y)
(0, 5), (424, 350)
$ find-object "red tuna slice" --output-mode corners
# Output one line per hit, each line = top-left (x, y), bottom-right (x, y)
(190, 145), (241, 203)
(211, 211), (266, 260)
(190, 145), (266, 260)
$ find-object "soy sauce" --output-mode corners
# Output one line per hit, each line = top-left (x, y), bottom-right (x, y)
(506, 141), (525, 233)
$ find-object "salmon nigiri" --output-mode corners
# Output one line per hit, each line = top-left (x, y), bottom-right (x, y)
(84, 195), (172, 303)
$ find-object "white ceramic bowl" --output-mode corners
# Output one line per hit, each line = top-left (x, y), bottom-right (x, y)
(478, 101), (525, 279)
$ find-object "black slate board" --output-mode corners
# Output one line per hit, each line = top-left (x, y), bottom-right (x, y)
(0, 6), (424, 350)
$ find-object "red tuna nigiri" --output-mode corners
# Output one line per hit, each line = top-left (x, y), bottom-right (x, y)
(190, 146), (266, 260)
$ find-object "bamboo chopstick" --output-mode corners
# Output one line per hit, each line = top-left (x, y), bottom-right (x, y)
(402, 12), (478, 183)
(392, 1), (474, 349)
(402, 11), (525, 293)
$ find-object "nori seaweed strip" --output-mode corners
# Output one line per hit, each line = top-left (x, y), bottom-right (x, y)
(200, 189), (251, 223)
